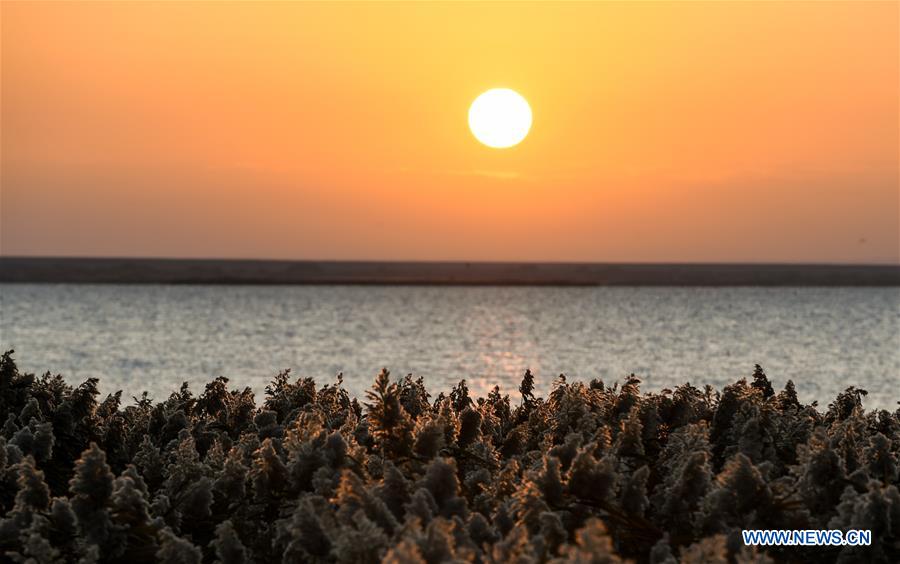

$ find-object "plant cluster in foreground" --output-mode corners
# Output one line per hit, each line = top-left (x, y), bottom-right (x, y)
(0, 350), (898, 563)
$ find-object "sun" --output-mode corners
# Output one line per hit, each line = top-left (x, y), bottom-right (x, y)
(468, 88), (532, 149)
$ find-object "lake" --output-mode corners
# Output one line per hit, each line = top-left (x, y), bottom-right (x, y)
(1, 284), (898, 410)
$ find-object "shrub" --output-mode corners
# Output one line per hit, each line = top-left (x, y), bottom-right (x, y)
(0, 350), (897, 563)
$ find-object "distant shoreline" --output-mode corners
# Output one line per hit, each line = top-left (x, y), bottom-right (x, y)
(1, 257), (898, 286)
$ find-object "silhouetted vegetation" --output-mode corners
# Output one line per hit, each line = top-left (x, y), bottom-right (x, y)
(1, 351), (898, 563)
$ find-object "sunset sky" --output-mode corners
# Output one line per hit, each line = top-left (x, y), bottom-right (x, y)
(2, 1), (898, 263)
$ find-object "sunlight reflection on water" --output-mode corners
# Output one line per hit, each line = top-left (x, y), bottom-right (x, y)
(1, 284), (898, 409)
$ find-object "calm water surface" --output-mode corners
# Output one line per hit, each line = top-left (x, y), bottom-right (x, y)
(1, 285), (898, 409)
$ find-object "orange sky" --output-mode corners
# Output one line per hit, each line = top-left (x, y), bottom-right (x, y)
(2, 1), (898, 263)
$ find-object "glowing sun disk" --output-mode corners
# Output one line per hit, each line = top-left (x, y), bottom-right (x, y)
(468, 88), (532, 148)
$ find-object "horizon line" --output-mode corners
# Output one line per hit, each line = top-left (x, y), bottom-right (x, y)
(2, 255), (899, 268)
(1, 256), (898, 286)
